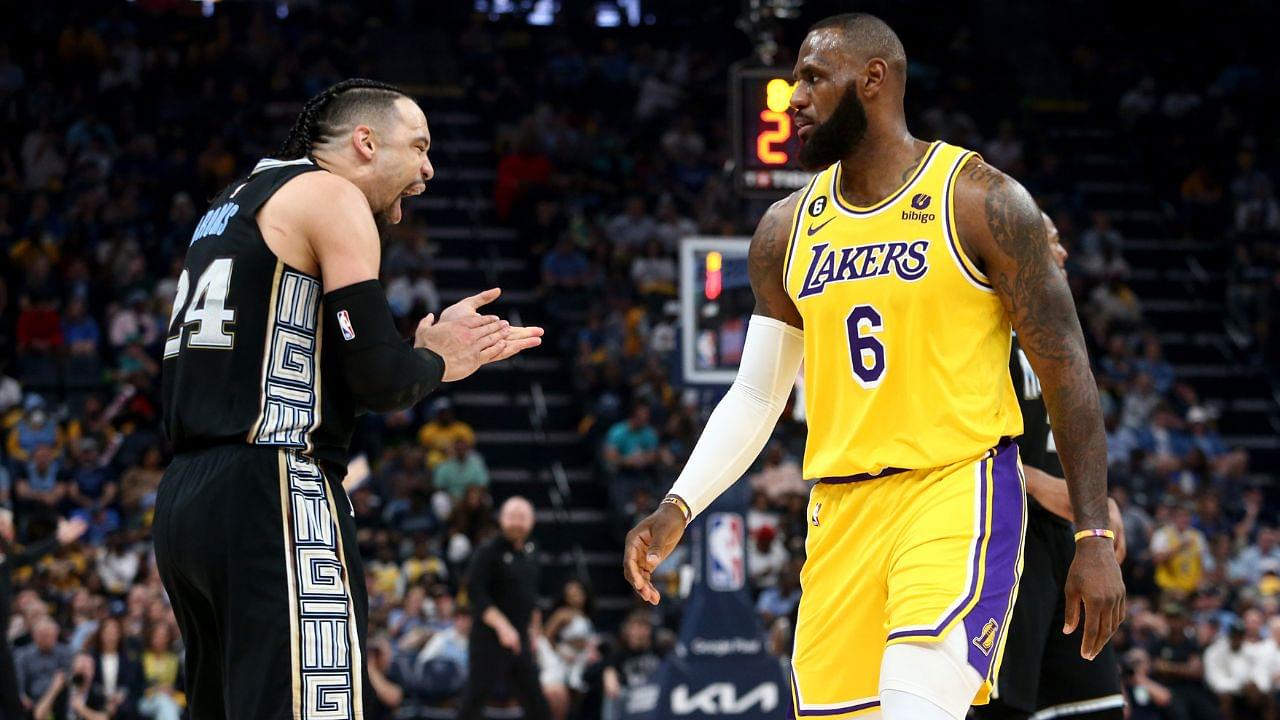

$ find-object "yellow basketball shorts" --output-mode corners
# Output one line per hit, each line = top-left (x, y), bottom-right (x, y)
(790, 438), (1026, 717)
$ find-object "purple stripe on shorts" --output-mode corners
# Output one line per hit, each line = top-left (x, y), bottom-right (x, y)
(961, 438), (1025, 679)
(885, 453), (991, 643)
(791, 669), (881, 717)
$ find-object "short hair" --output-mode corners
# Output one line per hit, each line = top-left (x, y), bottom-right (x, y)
(274, 78), (410, 160)
(808, 13), (907, 71)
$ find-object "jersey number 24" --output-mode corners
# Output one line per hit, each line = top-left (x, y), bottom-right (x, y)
(164, 258), (236, 358)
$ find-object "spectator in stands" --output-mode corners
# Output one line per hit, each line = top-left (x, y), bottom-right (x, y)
(1152, 504), (1210, 595)
(413, 603), (470, 705)
(602, 404), (659, 528)
(387, 585), (430, 648)
(1080, 210), (1125, 265)
(385, 266), (440, 320)
(434, 437), (490, 502)
(366, 634), (406, 720)
(14, 616), (73, 715)
(96, 533), (141, 598)
(15, 444), (70, 535)
(137, 623), (182, 720)
(542, 235), (592, 293)
(1090, 268), (1143, 329)
(1204, 619), (1272, 719)
(418, 399), (476, 469)
(1135, 334), (1176, 395)
(605, 196), (656, 250)
(630, 240), (677, 306)
(7, 394), (65, 462)
(1151, 603), (1219, 720)
(1234, 175), (1280, 235)
(118, 446), (163, 524)
(67, 438), (119, 543)
(544, 579), (596, 693)
(2, 512), (86, 718)
(749, 444), (807, 505)
(652, 197), (696, 251)
(87, 616), (142, 719)
(444, 485), (494, 567)
(756, 558), (802, 628)
(1230, 525), (1280, 587)
(747, 525), (788, 590)
(106, 290), (157, 353)
(602, 611), (662, 720)
(1123, 647), (1173, 720)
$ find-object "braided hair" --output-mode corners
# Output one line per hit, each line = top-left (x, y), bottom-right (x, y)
(273, 78), (409, 160)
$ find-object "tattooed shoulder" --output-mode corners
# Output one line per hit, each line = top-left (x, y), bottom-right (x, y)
(748, 189), (804, 323)
(955, 157), (1048, 264)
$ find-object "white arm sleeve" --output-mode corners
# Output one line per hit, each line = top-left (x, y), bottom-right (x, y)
(668, 315), (804, 520)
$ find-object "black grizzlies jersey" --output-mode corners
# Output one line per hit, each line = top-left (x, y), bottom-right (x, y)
(162, 158), (357, 475)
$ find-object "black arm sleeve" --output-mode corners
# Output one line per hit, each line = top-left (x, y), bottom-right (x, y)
(324, 280), (445, 413)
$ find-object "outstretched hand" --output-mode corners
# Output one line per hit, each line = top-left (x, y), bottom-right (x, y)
(438, 288), (543, 366)
(623, 503), (686, 605)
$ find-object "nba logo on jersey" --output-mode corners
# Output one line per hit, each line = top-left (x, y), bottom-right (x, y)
(706, 513), (745, 591)
(337, 310), (355, 341)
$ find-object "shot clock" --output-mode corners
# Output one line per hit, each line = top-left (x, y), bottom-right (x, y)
(730, 66), (812, 198)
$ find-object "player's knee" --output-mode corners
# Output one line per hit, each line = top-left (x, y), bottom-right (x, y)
(879, 628), (983, 720)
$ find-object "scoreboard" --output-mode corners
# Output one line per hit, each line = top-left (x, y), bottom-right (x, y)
(731, 66), (812, 198)
(680, 237), (753, 385)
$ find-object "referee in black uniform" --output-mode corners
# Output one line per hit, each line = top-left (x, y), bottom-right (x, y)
(459, 496), (551, 720)
(153, 79), (543, 720)
(976, 212), (1126, 720)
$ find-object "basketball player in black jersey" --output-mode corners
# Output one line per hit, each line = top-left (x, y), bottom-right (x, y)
(976, 212), (1126, 720)
(153, 79), (543, 719)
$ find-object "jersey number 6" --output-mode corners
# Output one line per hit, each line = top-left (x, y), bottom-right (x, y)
(846, 304), (886, 387)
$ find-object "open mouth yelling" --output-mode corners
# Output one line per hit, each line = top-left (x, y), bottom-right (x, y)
(388, 184), (426, 224)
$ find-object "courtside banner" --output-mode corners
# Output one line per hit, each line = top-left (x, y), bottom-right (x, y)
(623, 482), (787, 720)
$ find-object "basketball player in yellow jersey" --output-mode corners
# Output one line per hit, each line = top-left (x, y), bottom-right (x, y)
(623, 13), (1125, 720)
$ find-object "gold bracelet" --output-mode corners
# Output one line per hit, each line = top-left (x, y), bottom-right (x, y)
(1074, 528), (1116, 542)
(661, 494), (692, 524)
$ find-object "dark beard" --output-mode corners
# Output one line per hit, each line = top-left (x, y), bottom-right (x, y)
(798, 83), (868, 170)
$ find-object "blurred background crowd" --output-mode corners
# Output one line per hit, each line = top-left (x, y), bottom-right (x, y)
(0, 1), (1277, 719)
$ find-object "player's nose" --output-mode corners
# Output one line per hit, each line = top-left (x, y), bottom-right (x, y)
(421, 157), (434, 182)
(790, 84), (810, 110)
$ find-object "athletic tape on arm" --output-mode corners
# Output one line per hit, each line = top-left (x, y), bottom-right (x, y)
(668, 315), (804, 519)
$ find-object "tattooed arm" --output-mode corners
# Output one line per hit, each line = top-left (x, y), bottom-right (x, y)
(623, 192), (805, 605)
(954, 157), (1125, 660)
(748, 193), (806, 327)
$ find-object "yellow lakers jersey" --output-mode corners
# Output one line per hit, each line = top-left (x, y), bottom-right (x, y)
(783, 141), (1022, 479)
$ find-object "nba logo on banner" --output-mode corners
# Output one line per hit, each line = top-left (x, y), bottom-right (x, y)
(337, 310), (355, 341)
(706, 513), (745, 591)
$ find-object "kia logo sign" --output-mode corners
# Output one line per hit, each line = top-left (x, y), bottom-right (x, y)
(672, 682), (780, 715)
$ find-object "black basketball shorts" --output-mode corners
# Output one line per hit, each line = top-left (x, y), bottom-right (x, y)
(153, 445), (368, 719)
(975, 507), (1124, 719)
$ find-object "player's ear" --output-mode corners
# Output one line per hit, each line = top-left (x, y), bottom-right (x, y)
(352, 124), (376, 161)
(862, 58), (888, 98)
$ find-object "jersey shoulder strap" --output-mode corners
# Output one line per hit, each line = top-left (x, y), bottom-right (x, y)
(220, 157), (326, 216)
